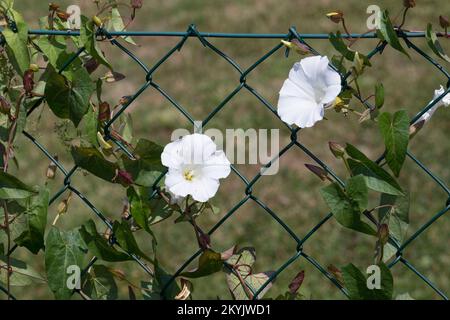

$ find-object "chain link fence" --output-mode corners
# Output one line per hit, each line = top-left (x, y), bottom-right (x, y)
(6, 24), (449, 300)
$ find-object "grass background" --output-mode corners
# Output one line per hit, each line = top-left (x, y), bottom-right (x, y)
(6, 0), (450, 299)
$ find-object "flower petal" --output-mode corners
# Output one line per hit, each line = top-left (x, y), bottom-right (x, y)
(321, 84), (342, 105)
(300, 55), (329, 83)
(180, 133), (217, 165)
(278, 95), (323, 128)
(161, 138), (184, 169)
(190, 177), (220, 202)
(279, 78), (314, 100)
(203, 150), (231, 179)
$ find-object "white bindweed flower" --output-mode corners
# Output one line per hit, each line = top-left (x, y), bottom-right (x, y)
(161, 133), (231, 203)
(277, 55), (341, 128)
(414, 85), (450, 124)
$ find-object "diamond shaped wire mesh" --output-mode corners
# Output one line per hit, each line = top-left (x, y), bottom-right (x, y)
(6, 24), (449, 300)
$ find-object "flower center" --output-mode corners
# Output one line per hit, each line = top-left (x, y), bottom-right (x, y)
(183, 169), (195, 181)
(313, 86), (326, 104)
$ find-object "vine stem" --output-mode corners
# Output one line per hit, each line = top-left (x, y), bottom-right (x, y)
(0, 86), (24, 300)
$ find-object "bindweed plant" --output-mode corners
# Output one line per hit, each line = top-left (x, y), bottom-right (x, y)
(0, 0), (449, 300)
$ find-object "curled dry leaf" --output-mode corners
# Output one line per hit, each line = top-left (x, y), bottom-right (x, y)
(56, 10), (70, 21)
(98, 101), (111, 122)
(104, 71), (126, 83)
(327, 264), (344, 286)
(326, 11), (344, 23)
(84, 57), (100, 74)
(46, 155), (58, 180)
(221, 245), (236, 261)
(175, 278), (193, 300)
(409, 120), (424, 138)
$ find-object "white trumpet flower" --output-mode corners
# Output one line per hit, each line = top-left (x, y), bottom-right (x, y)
(161, 133), (231, 203)
(414, 85), (450, 124)
(277, 55), (341, 128)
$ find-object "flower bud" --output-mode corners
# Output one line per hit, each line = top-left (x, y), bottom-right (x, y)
(403, 0), (416, 8)
(131, 0), (143, 9)
(328, 141), (345, 158)
(23, 69), (35, 95)
(49, 3), (59, 11)
(92, 15), (103, 27)
(439, 15), (450, 29)
(288, 270), (305, 295)
(304, 163), (328, 181)
(281, 39), (310, 55)
(326, 11), (344, 24)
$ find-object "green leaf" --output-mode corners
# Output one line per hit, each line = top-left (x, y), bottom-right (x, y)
(14, 186), (49, 254)
(80, 15), (112, 69)
(81, 104), (99, 146)
(1, 8), (30, 77)
(320, 182), (376, 236)
(127, 187), (151, 233)
(128, 186), (173, 229)
(44, 65), (95, 126)
(0, 255), (46, 287)
(375, 83), (384, 109)
(45, 227), (86, 299)
(329, 32), (356, 61)
(342, 263), (393, 300)
(180, 249), (223, 278)
(112, 220), (153, 263)
(425, 23), (450, 63)
(396, 292), (414, 300)
(224, 247), (274, 300)
(83, 264), (118, 300)
(378, 192), (410, 262)
(329, 32), (371, 66)
(79, 219), (131, 262)
(123, 138), (164, 187)
(378, 10), (410, 58)
(346, 143), (403, 195)
(71, 146), (119, 182)
(378, 110), (409, 177)
(0, 171), (36, 199)
(37, 36), (67, 67)
(142, 262), (180, 300)
(346, 175), (368, 211)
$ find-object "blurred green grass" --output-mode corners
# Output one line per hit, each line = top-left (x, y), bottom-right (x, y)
(7, 0), (450, 299)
